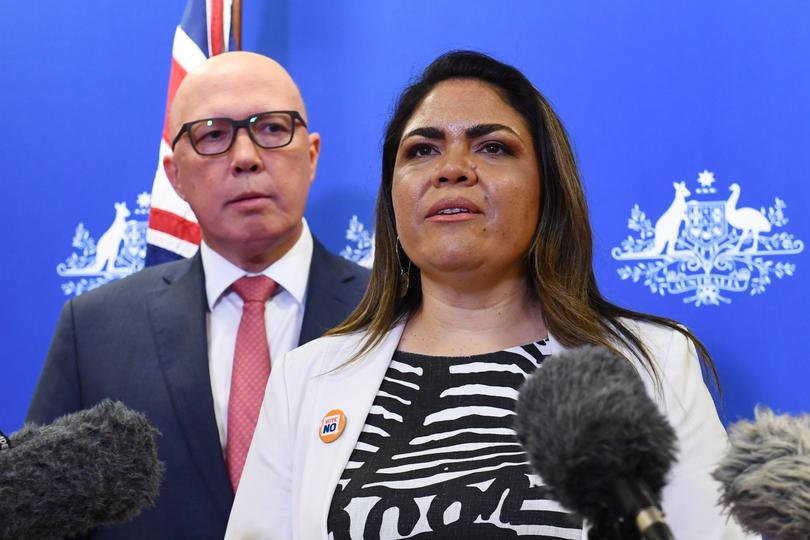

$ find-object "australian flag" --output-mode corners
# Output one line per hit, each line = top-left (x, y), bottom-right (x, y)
(145, 0), (236, 266)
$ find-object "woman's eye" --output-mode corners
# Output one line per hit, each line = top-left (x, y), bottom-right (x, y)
(480, 142), (509, 155)
(409, 144), (437, 157)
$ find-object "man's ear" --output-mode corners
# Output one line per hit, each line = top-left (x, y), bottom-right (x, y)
(163, 153), (188, 200)
(307, 132), (321, 184)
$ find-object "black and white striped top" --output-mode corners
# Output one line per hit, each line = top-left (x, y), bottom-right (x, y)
(327, 342), (583, 539)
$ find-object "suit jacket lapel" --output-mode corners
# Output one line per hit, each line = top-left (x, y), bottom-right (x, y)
(146, 253), (234, 518)
(299, 238), (363, 345)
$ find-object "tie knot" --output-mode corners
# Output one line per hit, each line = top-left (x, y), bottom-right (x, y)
(231, 275), (278, 304)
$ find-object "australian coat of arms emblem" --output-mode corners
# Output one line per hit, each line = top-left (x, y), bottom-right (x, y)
(611, 171), (804, 306)
(57, 193), (151, 296)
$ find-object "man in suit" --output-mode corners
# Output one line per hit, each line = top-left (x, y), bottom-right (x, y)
(27, 52), (369, 539)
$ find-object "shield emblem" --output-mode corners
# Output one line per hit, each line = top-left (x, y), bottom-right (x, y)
(684, 200), (727, 248)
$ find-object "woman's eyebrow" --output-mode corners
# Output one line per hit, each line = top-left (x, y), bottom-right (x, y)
(401, 126), (444, 141)
(401, 123), (521, 142)
(466, 123), (521, 140)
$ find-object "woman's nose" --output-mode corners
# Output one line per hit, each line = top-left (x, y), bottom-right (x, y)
(431, 148), (478, 187)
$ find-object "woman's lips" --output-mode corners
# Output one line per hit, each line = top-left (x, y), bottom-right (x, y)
(426, 198), (482, 221)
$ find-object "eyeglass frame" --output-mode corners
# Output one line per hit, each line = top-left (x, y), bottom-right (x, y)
(170, 110), (308, 156)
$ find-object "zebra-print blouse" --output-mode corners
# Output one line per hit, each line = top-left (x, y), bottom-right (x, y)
(327, 342), (584, 539)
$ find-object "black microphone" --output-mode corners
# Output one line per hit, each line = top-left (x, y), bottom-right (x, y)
(514, 345), (678, 540)
(0, 399), (163, 540)
(713, 406), (810, 540)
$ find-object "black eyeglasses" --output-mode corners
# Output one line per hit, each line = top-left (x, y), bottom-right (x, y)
(171, 110), (307, 156)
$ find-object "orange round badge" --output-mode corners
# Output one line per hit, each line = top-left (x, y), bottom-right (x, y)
(319, 409), (347, 443)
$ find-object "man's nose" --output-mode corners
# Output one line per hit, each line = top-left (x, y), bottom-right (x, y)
(230, 127), (263, 174)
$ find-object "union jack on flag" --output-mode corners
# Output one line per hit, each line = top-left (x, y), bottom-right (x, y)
(145, 0), (237, 266)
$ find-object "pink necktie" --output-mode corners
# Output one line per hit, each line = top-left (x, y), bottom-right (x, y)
(226, 275), (278, 491)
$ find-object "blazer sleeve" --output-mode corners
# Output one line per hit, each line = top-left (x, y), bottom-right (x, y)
(225, 351), (295, 540)
(652, 327), (759, 540)
(27, 299), (83, 424)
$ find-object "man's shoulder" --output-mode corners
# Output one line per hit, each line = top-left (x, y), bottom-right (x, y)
(68, 257), (198, 308)
(309, 237), (370, 283)
(309, 237), (371, 305)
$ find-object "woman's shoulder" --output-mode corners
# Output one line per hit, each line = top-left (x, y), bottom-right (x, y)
(284, 331), (367, 366)
(614, 317), (706, 410)
(278, 324), (407, 386)
(269, 333), (367, 397)
(285, 324), (399, 367)
(296, 331), (367, 352)
(615, 317), (691, 361)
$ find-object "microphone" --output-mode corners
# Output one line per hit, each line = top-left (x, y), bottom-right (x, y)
(713, 406), (810, 540)
(0, 400), (163, 540)
(514, 345), (677, 540)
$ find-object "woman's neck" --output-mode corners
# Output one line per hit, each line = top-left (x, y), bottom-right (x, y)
(398, 272), (547, 356)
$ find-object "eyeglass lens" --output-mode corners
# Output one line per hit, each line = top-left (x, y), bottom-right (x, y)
(190, 112), (296, 155)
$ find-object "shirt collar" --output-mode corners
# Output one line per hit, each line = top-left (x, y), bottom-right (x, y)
(200, 218), (314, 310)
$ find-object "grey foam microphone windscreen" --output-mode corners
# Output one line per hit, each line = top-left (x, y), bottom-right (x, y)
(713, 406), (810, 540)
(514, 345), (677, 537)
(0, 399), (162, 540)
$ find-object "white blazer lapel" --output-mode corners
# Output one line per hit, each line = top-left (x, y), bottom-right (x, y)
(297, 323), (406, 539)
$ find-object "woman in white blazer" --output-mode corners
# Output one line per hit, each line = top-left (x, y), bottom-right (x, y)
(227, 51), (756, 540)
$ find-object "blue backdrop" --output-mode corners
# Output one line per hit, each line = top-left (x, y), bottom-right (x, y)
(2, 1), (808, 432)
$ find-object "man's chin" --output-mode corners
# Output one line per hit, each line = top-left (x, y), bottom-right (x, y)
(241, 222), (302, 252)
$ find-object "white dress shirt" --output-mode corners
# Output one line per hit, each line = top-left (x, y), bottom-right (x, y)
(200, 219), (313, 451)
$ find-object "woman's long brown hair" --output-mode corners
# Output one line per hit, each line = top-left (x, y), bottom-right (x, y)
(328, 51), (719, 392)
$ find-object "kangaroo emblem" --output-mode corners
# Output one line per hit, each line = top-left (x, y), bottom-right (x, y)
(91, 202), (131, 272)
(648, 181), (690, 255)
(58, 202), (131, 276)
(725, 183), (771, 252)
(619, 181), (691, 259)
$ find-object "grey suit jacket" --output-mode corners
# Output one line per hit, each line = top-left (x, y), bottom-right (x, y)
(27, 238), (369, 539)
